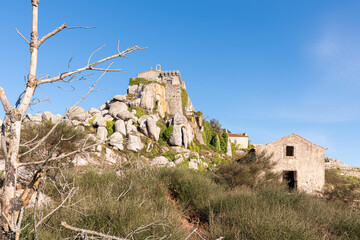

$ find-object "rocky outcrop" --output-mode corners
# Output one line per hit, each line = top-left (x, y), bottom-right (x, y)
(97, 127), (107, 141)
(109, 102), (133, 121)
(138, 115), (161, 141)
(151, 156), (169, 167)
(107, 132), (124, 150)
(169, 113), (193, 147)
(126, 119), (137, 136)
(127, 134), (144, 152)
(68, 106), (89, 122)
(139, 83), (167, 118)
(16, 66), (230, 172)
(112, 95), (127, 102)
(114, 119), (126, 136)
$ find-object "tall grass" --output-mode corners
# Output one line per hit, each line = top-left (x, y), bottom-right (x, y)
(20, 167), (360, 239)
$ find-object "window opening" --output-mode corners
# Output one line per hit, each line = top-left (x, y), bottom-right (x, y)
(286, 146), (294, 157)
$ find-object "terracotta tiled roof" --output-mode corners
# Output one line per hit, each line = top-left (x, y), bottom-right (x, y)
(228, 133), (247, 138)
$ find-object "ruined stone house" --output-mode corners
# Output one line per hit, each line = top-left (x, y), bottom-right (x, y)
(256, 133), (326, 194)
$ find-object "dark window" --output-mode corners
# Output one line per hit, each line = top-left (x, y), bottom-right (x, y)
(286, 146), (294, 156)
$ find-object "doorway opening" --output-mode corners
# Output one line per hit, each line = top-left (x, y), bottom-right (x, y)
(283, 171), (297, 190)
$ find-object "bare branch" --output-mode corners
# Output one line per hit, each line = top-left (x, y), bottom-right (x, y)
(38, 45), (144, 85)
(117, 181), (132, 201)
(15, 28), (30, 44)
(89, 67), (123, 72)
(66, 26), (95, 30)
(184, 228), (198, 240)
(61, 222), (128, 240)
(20, 134), (39, 147)
(29, 97), (50, 105)
(88, 44), (106, 66)
(1, 213), (13, 232)
(38, 24), (95, 46)
(126, 218), (168, 239)
(0, 87), (13, 114)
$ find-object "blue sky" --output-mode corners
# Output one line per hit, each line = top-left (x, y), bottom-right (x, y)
(1, 1), (360, 166)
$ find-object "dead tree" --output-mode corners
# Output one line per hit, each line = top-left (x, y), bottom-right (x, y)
(0, 1), (142, 238)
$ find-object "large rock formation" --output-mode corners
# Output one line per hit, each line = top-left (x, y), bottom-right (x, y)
(18, 65), (231, 170)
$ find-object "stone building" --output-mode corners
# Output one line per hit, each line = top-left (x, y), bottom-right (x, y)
(256, 133), (326, 194)
(228, 133), (249, 149)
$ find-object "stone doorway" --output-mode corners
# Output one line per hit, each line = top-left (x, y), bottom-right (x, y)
(283, 171), (297, 190)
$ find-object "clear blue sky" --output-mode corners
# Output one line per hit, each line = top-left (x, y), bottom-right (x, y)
(1, 1), (360, 167)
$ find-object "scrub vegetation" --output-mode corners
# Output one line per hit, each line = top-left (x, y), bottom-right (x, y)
(17, 159), (360, 240)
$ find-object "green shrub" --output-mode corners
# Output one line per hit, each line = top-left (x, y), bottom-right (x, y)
(129, 78), (165, 87)
(88, 116), (96, 125)
(210, 134), (221, 151)
(129, 106), (147, 118)
(157, 122), (173, 145)
(19, 121), (87, 165)
(105, 120), (115, 137)
(188, 141), (201, 153)
(181, 88), (188, 113)
(163, 151), (178, 162)
(202, 119), (228, 153)
(220, 132), (228, 153)
(231, 142), (241, 155)
(324, 169), (360, 205)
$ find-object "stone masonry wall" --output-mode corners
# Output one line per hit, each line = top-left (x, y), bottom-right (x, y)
(165, 84), (183, 115)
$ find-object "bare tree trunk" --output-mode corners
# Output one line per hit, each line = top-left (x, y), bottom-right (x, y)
(1, 1), (39, 237)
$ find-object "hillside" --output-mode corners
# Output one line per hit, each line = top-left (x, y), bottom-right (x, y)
(1, 67), (360, 239)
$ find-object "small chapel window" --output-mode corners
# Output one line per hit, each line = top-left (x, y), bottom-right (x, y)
(286, 146), (295, 157)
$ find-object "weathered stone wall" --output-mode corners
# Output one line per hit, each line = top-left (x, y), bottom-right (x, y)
(165, 84), (183, 115)
(257, 134), (325, 194)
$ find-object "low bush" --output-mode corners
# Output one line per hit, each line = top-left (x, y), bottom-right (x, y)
(217, 151), (279, 188)
(21, 167), (190, 239)
(19, 121), (87, 165)
(324, 169), (360, 205)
